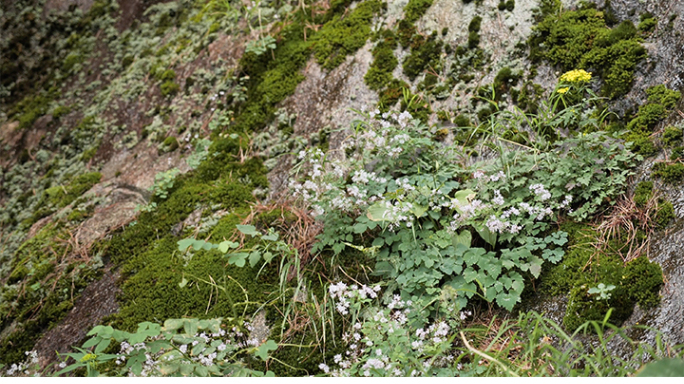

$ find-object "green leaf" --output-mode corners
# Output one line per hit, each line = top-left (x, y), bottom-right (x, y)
(262, 232), (279, 241)
(193, 239), (206, 250)
(236, 224), (259, 236)
(164, 319), (184, 332)
(254, 340), (278, 361)
(373, 261), (395, 276)
(410, 204), (428, 218)
(496, 292), (518, 311)
(95, 338), (111, 354)
(367, 202), (391, 222)
(452, 230), (472, 249)
(463, 267), (478, 282)
(218, 241), (238, 253)
(263, 251), (275, 263)
(475, 225), (497, 247)
(54, 362), (85, 376)
(228, 253), (247, 267)
(453, 189), (476, 207)
(82, 337), (100, 349)
(184, 320), (198, 336)
(178, 238), (194, 252)
(249, 251), (261, 267)
(352, 222), (368, 233)
(178, 277), (188, 288)
(637, 358), (684, 377)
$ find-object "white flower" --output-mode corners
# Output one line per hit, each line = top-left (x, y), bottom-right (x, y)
(319, 363), (330, 373)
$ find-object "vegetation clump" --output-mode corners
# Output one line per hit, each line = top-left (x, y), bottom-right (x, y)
(530, 2), (647, 97)
(313, 0), (383, 70)
(364, 30), (398, 90)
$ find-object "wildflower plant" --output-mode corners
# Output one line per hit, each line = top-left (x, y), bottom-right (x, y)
(291, 103), (639, 314)
(55, 318), (277, 377)
(324, 282), (468, 377)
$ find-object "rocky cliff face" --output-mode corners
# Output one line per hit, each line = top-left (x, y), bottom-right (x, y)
(2, 0), (684, 375)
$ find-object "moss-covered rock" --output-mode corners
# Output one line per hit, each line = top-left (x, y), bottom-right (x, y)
(539, 223), (663, 332)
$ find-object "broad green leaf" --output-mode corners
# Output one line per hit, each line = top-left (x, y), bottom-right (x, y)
(367, 202), (391, 222)
(164, 319), (184, 332)
(410, 204), (428, 218)
(82, 337), (100, 349)
(218, 241), (238, 253)
(453, 189), (476, 207)
(453, 230), (472, 249)
(463, 267), (478, 282)
(184, 320), (198, 337)
(373, 261), (395, 276)
(236, 224), (259, 236)
(177, 238), (194, 252)
(228, 253), (247, 267)
(192, 239), (206, 250)
(263, 251), (275, 263)
(496, 292), (518, 311)
(475, 225), (497, 247)
(249, 251), (261, 267)
(262, 232), (279, 241)
(95, 338), (111, 354)
(637, 358), (684, 377)
(352, 222), (368, 233)
(192, 342), (206, 356)
(255, 340), (278, 361)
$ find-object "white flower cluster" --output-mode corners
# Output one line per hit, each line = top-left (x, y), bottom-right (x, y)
(446, 174), (575, 235)
(97, 323), (257, 376)
(290, 111), (422, 219)
(529, 184), (552, 201)
(5, 351), (39, 376)
(328, 282), (381, 315)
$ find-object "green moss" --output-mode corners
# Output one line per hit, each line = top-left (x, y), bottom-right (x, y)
(160, 81), (180, 97)
(654, 200), (675, 228)
(378, 79), (409, 110)
(0, 224), (102, 365)
(44, 172), (102, 208)
(493, 67), (521, 97)
(364, 30), (398, 91)
(638, 13), (657, 33)
(397, 19), (417, 49)
(652, 163), (684, 183)
(538, 223), (663, 332)
(530, 6), (647, 98)
(498, 0), (515, 11)
(468, 16), (482, 49)
(51, 105), (71, 119)
(62, 52), (84, 73)
(402, 32), (443, 81)
(625, 132), (658, 157)
(633, 181), (653, 207)
(627, 87), (681, 133)
(158, 69), (177, 82)
(160, 136), (179, 153)
(9, 89), (57, 129)
(662, 126), (683, 147)
(403, 0), (434, 23)
(671, 146), (684, 161)
(623, 256), (663, 308)
(313, 0), (383, 70)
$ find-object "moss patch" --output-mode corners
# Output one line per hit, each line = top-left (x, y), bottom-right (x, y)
(538, 223), (663, 332)
(312, 0), (383, 70)
(364, 30), (398, 91)
(530, 2), (647, 98)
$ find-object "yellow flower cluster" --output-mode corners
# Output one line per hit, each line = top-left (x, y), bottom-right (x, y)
(557, 87), (569, 94)
(559, 69), (592, 83)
